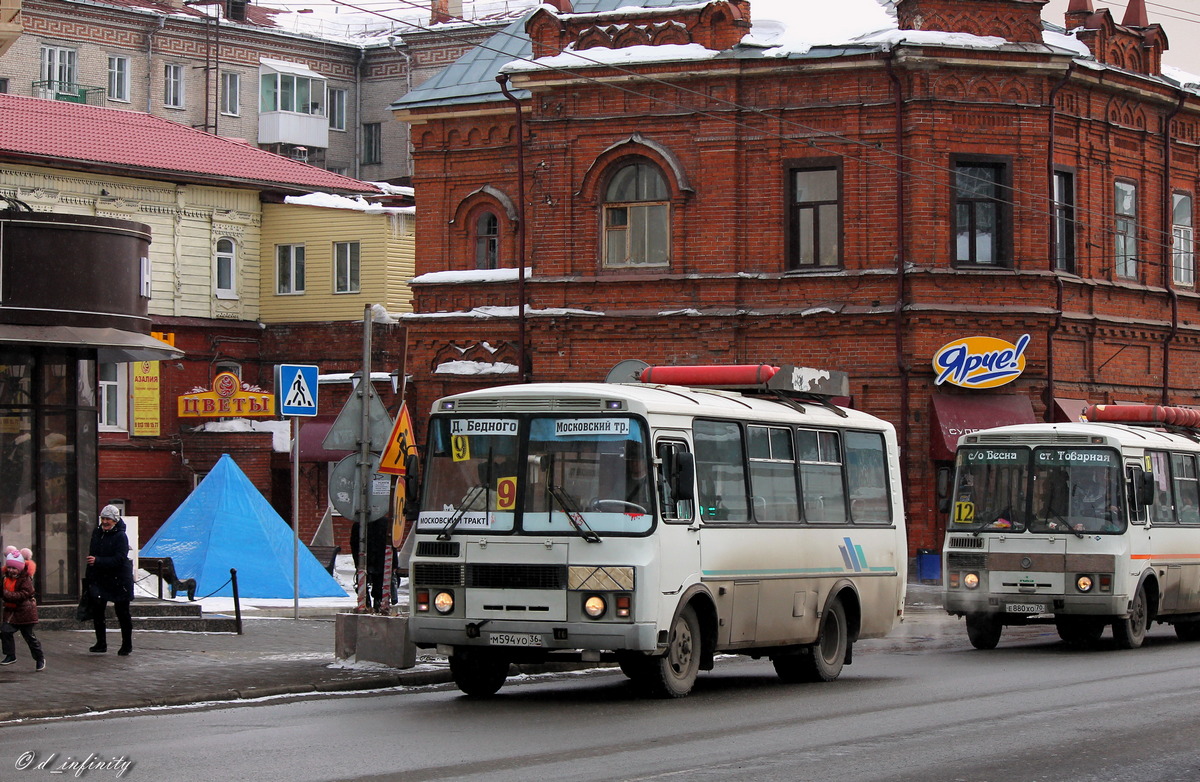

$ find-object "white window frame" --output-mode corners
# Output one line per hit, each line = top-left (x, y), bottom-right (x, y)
(259, 70), (325, 115)
(276, 244), (306, 295)
(220, 72), (240, 116)
(98, 362), (128, 432)
(107, 55), (130, 103)
(215, 237), (237, 299)
(329, 88), (347, 131)
(40, 45), (78, 92)
(164, 63), (184, 109)
(334, 241), (361, 293)
(1173, 192), (1194, 287)
(1114, 180), (1138, 279)
(602, 161), (671, 268)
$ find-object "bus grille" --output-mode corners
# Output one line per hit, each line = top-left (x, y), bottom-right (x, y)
(413, 563), (464, 586)
(947, 536), (984, 549)
(416, 541), (460, 558)
(972, 433), (1093, 445)
(947, 552), (987, 569)
(467, 564), (565, 590)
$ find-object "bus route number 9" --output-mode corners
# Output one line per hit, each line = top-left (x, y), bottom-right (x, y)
(496, 476), (517, 510)
(451, 435), (470, 462)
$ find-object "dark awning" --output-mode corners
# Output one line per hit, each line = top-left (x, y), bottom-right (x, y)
(930, 393), (1036, 461)
(0, 323), (183, 362)
(1052, 397), (1090, 423)
(298, 418), (354, 462)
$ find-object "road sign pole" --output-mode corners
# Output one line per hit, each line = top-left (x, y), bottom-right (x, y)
(292, 415), (300, 620)
(357, 305), (372, 613)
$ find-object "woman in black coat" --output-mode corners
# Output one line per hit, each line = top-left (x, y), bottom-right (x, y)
(87, 504), (134, 655)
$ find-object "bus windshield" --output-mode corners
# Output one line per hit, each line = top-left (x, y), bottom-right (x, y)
(952, 446), (1126, 534)
(419, 415), (655, 535)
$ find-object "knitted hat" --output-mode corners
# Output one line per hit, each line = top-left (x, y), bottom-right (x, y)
(100, 504), (121, 520)
(4, 550), (24, 573)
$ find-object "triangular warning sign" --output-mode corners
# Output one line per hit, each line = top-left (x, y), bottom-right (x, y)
(284, 371), (315, 409)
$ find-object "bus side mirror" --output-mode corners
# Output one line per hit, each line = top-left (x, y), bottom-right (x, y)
(673, 452), (696, 501)
(1139, 472), (1156, 505)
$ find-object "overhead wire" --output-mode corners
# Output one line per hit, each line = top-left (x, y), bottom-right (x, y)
(335, 0), (1200, 270)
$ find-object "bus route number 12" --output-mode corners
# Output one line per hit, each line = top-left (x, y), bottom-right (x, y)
(953, 501), (975, 524)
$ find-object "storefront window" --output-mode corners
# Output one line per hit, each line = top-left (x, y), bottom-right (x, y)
(0, 350), (97, 601)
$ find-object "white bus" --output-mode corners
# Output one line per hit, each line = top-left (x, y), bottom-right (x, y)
(410, 364), (907, 697)
(943, 404), (1200, 650)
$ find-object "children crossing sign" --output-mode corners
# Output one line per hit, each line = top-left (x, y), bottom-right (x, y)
(276, 364), (319, 417)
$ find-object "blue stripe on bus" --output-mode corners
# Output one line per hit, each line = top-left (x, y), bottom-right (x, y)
(702, 568), (897, 577)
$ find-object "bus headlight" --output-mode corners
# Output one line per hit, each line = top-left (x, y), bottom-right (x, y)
(433, 590), (455, 614)
(1076, 575), (1094, 593)
(963, 572), (980, 590)
(584, 595), (607, 619)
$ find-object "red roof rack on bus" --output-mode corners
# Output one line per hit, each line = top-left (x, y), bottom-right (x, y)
(634, 363), (851, 415)
(1084, 404), (1200, 428)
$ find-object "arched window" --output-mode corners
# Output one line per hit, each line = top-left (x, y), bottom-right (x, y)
(603, 161), (669, 267)
(215, 237), (236, 298)
(475, 211), (499, 269)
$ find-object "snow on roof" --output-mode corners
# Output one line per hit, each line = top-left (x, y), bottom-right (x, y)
(284, 192), (415, 214)
(193, 419), (293, 452)
(434, 359), (520, 375)
(410, 267), (530, 284)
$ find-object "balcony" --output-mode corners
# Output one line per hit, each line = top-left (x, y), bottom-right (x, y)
(32, 80), (106, 105)
(1, 0), (21, 58)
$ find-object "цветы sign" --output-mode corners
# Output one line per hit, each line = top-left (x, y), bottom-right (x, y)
(177, 371), (276, 417)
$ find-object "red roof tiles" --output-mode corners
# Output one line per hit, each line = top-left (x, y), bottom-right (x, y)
(0, 93), (379, 194)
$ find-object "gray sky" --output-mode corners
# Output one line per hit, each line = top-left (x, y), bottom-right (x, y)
(1042, 0), (1200, 75)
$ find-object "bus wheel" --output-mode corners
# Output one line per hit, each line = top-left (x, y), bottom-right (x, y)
(965, 613), (1003, 650)
(647, 605), (701, 698)
(1175, 620), (1200, 642)
(776, 598), (848, 683)
(1055, 616), (1105, 648)
(449, 652), (509, 697)
(1112, 585), (1149, 649)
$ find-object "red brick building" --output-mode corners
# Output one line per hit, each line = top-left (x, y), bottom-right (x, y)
(393, 0), (1200, 552)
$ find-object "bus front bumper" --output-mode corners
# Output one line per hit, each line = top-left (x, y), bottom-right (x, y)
(944, 591), (1128, 618)
(409, 615), (661, 653)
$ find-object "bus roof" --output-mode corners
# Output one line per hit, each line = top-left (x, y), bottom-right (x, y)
(958, 420), (1200, 451)
(431, 381), (894, 432)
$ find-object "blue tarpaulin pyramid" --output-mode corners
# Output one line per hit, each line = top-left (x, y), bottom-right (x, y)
(141, 454), (346, 598)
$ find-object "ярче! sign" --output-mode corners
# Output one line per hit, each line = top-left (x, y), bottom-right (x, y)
(933, 334), (1030, 389)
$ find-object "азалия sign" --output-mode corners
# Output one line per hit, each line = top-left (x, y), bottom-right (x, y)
(933, 334), (1030, 389)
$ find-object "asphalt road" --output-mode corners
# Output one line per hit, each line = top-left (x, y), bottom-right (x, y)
(4, 613), (1199, 782)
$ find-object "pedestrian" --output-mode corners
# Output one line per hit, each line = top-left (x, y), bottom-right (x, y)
(2, 548), (46, 671)
(86, 504), (134, 655)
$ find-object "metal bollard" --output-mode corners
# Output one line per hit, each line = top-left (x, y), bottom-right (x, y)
(230, 568), (242, 635)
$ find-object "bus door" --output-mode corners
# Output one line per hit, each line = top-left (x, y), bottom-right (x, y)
(654, 436), (699, 595)
(1145, 451), (1200, 613)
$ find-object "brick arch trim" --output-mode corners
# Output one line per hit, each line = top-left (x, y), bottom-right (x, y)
(575, 132), (693, 201)
(450, 185), (519, 226)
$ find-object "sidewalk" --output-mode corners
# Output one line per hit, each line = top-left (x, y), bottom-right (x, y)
(1, 581), (945, 722)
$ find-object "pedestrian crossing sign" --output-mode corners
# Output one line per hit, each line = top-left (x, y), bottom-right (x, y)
(277, 364), (319, 417)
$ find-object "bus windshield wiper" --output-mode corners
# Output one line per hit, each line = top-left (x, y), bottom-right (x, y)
(437, 484), (486, 541)
(547, 485), (602, 543)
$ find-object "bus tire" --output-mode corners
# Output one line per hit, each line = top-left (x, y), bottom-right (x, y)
(965, 613), (1002, 650)
(776, 598), (848, 683)
(449, 652), (509, 697)
(1055, 616), (1105, 648)
(1112, 585), (1149, 649)
(617, 652), (654, 685)
(1174, 620), (1200, 642)
(646, 604), (701, 698)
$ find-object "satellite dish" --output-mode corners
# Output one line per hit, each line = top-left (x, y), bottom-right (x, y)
(605, 359), (650, 384)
